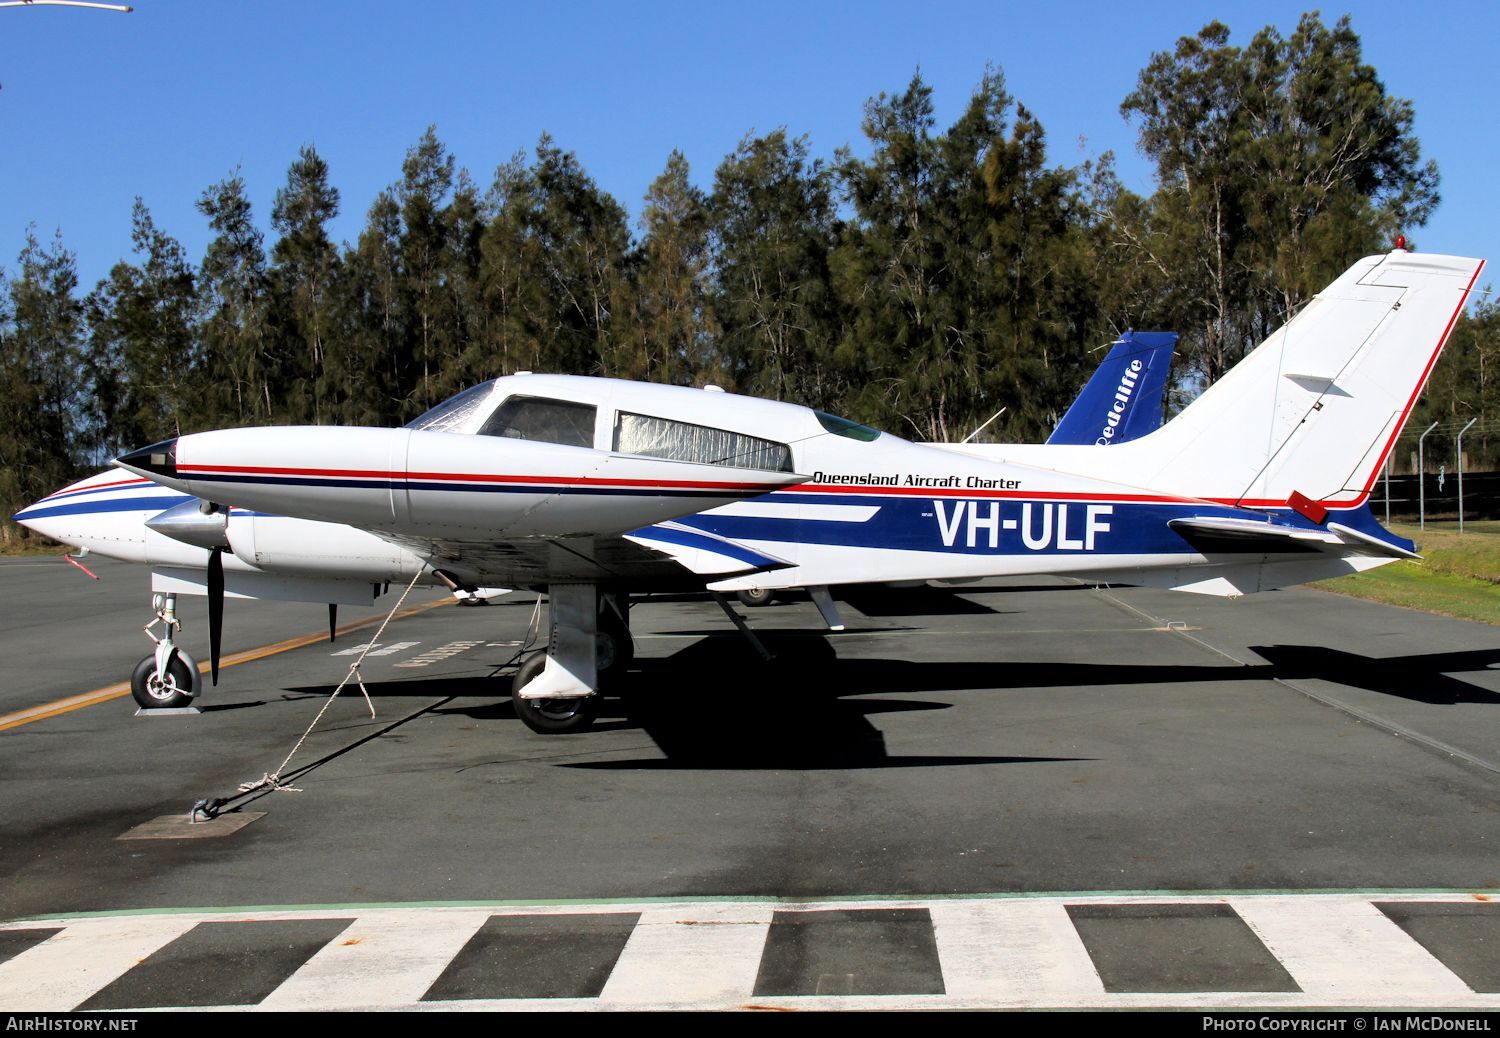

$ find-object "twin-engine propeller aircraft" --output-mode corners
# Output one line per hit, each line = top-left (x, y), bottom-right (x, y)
(19, 252), (1481, 730)
(14, 331), (1178, 721)
(95, 250), (1481, 732)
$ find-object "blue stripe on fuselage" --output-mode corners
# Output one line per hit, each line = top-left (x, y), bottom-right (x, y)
(178, 472), (756, 499)
(680, 492), (1388, 558)
(12, 494), (191, 522)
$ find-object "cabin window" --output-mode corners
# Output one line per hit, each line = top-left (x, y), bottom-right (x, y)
(405, 380), (497, 432)
(479, 396), (597, 448)
(614, 411), (793, 472)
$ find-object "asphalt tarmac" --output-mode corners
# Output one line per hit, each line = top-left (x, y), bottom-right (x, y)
(2, 556), (1499, 1009)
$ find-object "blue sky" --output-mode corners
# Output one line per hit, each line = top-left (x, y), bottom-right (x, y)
(2, 1), (1495, 292)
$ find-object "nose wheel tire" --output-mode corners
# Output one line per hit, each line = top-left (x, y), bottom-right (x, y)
(511, 651), (599, 734)
(130, 653), (197, 710)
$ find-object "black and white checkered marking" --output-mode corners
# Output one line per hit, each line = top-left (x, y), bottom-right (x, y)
(1, 894), (1497, 1010)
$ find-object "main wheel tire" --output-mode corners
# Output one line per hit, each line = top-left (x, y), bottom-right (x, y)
(130, 653), (196, 709)
(511, 651), (599, 734)
(736, 587), (776, 608)
(597, 608), (634, 679)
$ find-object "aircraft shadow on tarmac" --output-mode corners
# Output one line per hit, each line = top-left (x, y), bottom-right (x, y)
(283, 675), (515, 700)
(825, 585), (1009, 616)
(271, 634), (1500, 772)
(1246, 644), (1500, 706)
(625, 635), (1500, 705)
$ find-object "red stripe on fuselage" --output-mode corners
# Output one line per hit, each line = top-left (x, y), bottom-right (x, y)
(795, 483), (1378, 513)
(37, 476), (154, 504)
(798, 483), (1192, 504)
(176, 462), (785, 493)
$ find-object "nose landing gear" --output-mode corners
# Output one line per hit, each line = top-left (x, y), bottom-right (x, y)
(130, 592), (202, 710)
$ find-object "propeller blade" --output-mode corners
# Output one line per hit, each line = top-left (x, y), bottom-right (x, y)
(328, 603), (337, 643)
(208, 547), (224, 686)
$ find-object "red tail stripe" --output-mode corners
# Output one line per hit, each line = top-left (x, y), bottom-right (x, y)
(1358, 259), (1485, 496)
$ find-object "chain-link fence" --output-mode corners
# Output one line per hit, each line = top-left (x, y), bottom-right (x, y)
(1375, 417), (1500, 523)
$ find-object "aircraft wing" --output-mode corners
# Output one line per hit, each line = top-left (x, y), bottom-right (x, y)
(366, 521), (793, 589)
(369, 529), (679, 585)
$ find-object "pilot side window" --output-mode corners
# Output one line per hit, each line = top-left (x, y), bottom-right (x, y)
(479, 396), (597, 448)
(613, 411), (793, 472)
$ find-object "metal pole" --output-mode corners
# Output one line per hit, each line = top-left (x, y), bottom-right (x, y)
(1418, 421), (1440, 530)
(1457, 417), (1478, 534)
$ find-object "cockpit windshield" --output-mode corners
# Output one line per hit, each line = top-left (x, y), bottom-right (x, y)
(815, 411), (882, 442)
(404, 380), (498, 433)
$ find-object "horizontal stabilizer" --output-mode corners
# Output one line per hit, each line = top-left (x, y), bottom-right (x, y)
(1168, 516), (1420, 560)
(624, 522), (793, 575)
(1325, 521), (1422, 560)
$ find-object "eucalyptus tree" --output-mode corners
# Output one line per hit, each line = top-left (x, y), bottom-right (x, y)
(197, 170), (277, 425)
(329, 190), (405, 426)
(393, 126), (466, 416)
(1120, 13), (1440, 387)
(979, 105), (1100, 439)
(476, 136), (631, 380)
(0, 231), (85, 541)
(83, 200), (198, 457)
(472, 153), (551, 379)
(270, 145), (340, 424)
(833, 69), (1091, 442)
(619, 150), (714, 385)
(709, 130), (841, 406)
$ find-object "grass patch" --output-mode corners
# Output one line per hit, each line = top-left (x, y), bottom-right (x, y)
(0, 539), (66, 558)
(1316, 521), (1500, 625)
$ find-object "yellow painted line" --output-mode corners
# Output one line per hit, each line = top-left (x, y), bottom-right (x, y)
(0, 597), (453, 733)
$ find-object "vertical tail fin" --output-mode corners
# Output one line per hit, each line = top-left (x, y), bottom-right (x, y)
(1047, 331), (1176, 446)
(1117, 251), (1483, 507)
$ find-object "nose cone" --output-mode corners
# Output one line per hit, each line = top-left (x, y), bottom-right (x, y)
(115, 437), (179, 481)
(11, 468), (172, 560)
(12, 498), (57, 536)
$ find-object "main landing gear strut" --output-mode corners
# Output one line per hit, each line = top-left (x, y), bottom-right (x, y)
(130, 592), (203, 710)
(511, 584), (632, 735)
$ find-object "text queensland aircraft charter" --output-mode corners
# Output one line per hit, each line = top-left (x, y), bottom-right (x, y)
(14, 331), (1175, 726)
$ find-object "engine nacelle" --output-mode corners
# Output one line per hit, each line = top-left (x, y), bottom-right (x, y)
(117, 427), (809, 540)
(225, 512), (420, 582)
